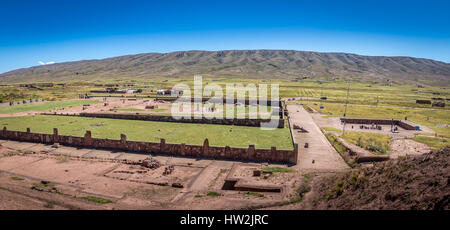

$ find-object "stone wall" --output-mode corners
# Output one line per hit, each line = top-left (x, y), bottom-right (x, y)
(223, 163), (283, 192)
(340, 118), (416, 130)
(0, 127), (298, 165)
(43, 113), (285, 128)
(416, 100), (431, 104)
(337, 137), (390, 163)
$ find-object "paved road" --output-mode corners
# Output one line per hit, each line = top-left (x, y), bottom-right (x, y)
(287, 104), (349, 172)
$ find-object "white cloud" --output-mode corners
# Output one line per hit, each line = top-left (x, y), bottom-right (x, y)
(39, 61), (55, 65)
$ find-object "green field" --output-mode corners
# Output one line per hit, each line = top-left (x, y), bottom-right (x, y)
(341, 131), (391, 155)
(0, 115), (293, 149)
(412, 136), (449, 149)
(283, 80), (449, 109)
(0, 100), (100, 114)
(2, 78), (448, 107)
(322, 127), (392, 155)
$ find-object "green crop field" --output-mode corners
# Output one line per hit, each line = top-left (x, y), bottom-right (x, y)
(2, 78), (448, 106)
(0, 100), (100, 114)
(0, 84), (95, 102)
(283, 80), (449, 109)
(0, 115), (293, 149)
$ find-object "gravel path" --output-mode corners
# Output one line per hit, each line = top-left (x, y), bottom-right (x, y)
(287, 104), (349, 172)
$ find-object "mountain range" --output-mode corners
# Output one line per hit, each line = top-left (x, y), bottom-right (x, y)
(1, 50), (449, 85)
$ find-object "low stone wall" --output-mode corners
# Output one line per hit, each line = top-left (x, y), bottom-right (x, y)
(338, 137), (390, 163)
(159, 97), (282, 107)
(0, 127), (298, 165)
(340, 118), (416, 130)
(43, 113), (285, 128)
(223, 163), (283, 192)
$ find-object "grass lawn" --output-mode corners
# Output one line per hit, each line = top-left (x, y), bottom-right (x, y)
(325, 133), (356, 168)
(81, 196), (113, 204)
(207, 192), (222, 197)
(322, 127), (342, 132)
(341, 131), (391, 155)
(0, 115), (293, 149)
(0, 100), (100, 114)
(412, 136), (449, 149)
(150, 108), (168, 113)
(262, 166), (296, 173)
(10, 176), (24, 181)
(118, 108), (145, 112)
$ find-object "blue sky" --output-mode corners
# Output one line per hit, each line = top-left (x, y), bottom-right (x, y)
(0, 0), (449, 73)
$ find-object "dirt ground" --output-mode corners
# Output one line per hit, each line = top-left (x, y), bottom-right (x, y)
(54, 97), (273, 118)
(0, 140), (303, 210)
(57, 97), (167, 115)
(390, 139), (431, 158)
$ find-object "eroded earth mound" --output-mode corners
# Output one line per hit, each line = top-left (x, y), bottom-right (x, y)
(311, 147), (450, 210)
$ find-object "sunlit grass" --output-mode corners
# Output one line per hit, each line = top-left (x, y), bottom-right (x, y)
(0, 115), (293, 149)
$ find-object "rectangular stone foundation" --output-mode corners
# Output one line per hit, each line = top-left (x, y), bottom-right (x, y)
(42, 113), (285, 128)
(340, 118), (417, 130)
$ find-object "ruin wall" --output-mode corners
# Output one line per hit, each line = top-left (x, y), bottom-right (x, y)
(0, 127), (298, 165)
(43, 113), (285, 128)
(340, 118), (416, 130)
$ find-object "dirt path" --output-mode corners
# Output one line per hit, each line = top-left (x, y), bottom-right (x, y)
(287, 104), (349, 172)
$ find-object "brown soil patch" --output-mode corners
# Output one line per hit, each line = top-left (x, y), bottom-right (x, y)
(390, 139), (431, 158)
(230, 165), (297, 189)
(105, 164), (201, 186)
(0, 148), (199, 209)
